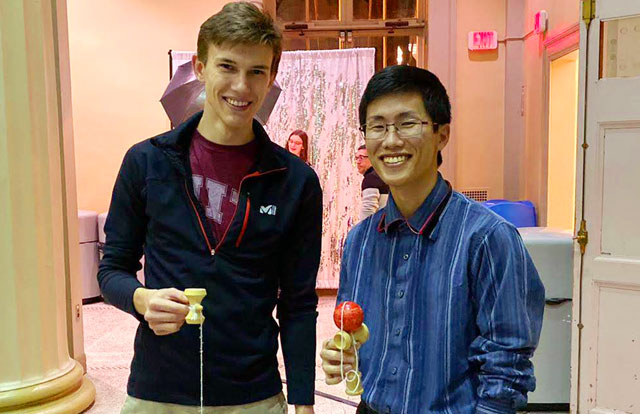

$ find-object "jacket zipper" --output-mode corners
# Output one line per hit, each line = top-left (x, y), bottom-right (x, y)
(184, 180), (215, 255)
(235, 196), (251, 247)
(184, 168), (286, 256)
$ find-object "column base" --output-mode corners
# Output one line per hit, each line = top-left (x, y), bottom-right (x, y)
(0, 361), (95, 413)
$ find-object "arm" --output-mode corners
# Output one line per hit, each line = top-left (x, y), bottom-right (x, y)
(277, 173), (323, 407)
(98, 147), (190, 333)
(360, 188), (381, 220)
(97, 147), (147, 321)
(469, 223), (545, 414)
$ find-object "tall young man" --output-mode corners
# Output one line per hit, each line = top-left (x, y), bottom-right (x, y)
(99, 3), (320, 413)
(320, 66), (545, 414)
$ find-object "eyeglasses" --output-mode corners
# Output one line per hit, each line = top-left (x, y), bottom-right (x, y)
(354, 155), (368, 161)
(359, 120), (436, 140)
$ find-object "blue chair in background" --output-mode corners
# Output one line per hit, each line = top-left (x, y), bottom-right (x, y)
(482, 199), (537, 227)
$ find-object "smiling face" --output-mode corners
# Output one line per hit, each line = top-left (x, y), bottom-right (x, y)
(193, 42), (274, 142)
(364, 92), (449, 199)
(287, 134), (304, 156)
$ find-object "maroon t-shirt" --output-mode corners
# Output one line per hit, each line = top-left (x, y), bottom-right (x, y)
(189, 129), (259, 243)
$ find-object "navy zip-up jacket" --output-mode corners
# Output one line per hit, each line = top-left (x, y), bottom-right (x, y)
(98, 112), (321, 406)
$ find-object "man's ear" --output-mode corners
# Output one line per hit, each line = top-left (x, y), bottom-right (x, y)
(192, 54), (205, 82)
(436, 123), (450, 151)
(268, 72), (276, 88)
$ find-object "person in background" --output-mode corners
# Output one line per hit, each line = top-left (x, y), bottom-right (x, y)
(356, 144), (389, 220)
(99, 3), (320, 414)
(286, 129), (309, 163)
(320, 65), (545, 414)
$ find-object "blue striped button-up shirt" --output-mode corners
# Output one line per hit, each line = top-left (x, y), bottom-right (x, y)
(337, 175), (545, 414)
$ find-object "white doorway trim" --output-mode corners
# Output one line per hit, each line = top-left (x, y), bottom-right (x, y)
(538, 24), (580, 226)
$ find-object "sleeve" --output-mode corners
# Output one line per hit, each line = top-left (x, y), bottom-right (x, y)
(469, 223), (546, 414)
(360, 188), (381, 220)
(97, 147), (148, 322)
(276, 172), (323, 406)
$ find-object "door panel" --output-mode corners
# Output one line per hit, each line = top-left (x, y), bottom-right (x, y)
(575, 1), (640, 413)
(601, 126), (640, 259)
(592, 283), (640, 412)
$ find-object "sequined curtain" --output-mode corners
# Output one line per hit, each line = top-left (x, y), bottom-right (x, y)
(265, 48), (376, 289)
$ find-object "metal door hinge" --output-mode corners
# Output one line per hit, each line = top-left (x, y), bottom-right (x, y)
(582, 0), (596, 26)
(574, 219), (589, 255)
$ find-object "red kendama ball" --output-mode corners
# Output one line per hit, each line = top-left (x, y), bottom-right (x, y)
(333, 301), (364, 332)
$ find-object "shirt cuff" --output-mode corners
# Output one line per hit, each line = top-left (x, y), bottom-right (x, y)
(475, 398), (516, 414)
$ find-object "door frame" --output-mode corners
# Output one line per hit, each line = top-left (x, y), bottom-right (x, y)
(538, 24), (580, 227)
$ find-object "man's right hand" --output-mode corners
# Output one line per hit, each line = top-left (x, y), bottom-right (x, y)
(319, 338), (356, 385)
(133, 288), (190, 336)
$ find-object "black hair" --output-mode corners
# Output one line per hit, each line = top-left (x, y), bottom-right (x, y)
(359, 65), (451, 166)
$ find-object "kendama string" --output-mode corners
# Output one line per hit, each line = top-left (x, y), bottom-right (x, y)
(199, 324), (203, 414)
(339, 305), (361, 390)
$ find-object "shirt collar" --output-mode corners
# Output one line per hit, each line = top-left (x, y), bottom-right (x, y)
(377, 173), (451, 238)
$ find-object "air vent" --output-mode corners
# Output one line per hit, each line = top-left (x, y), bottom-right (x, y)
(460, 188), (489, 202)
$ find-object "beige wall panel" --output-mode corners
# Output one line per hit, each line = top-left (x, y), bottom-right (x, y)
(454, 0), (506, 194)
(68, 0), (230, 213)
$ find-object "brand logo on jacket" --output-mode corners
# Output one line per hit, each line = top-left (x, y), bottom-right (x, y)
(260, 205), (277, 216)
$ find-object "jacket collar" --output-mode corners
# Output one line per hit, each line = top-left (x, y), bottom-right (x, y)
(152, 111), (288, 175)
(377, 173), (452, 239)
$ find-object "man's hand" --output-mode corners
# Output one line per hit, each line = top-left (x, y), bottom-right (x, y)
(133, 287), (190, 336)
(319, 338), (356, 385)
(294, 405), (314, 414)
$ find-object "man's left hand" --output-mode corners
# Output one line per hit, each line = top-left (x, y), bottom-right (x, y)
(295, 405), (315, 414)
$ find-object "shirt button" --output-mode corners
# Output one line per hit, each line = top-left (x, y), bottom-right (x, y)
(397, 290), (404, 298)
(395, 328), (401, 336)
(403, 253), (409, 260)
(391, 367), (398, 375)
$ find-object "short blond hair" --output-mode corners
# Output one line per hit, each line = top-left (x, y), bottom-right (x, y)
(197, 2), (282, 75)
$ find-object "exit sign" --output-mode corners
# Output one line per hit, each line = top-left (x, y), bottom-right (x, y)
(468, 31), (498, 51)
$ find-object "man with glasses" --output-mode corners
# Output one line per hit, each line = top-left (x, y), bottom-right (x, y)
(356, 145), (389, 220)
(320, 66), (544, 414)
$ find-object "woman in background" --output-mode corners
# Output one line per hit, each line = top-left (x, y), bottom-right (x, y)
(286, 129), (309, 163)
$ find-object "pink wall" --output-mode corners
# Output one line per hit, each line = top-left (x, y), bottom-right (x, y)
(67, 0), (579, 216)
(454, 0), (506, 198)
(67, 0), (230, 212)
(452, 0), (578, 209)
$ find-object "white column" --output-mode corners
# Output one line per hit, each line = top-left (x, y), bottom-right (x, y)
(0, 0), (95, 412)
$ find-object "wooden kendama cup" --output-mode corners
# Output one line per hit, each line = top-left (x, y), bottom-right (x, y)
(333, 301), (369, 396)
(184, 288), (207, 325)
